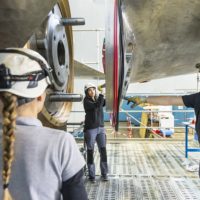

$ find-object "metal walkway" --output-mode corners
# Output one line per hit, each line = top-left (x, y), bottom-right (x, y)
(84, 140), (200, 200)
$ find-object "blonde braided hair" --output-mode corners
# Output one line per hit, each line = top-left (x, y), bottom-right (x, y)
(1, 92), (17, 200)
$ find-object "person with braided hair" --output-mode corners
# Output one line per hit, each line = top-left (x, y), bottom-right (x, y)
(0, 48), (88, 200)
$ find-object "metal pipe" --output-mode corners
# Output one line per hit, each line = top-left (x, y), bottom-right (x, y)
(119, 110), (194, 113)
(82, 62), (99, 64)
(73, 29), (105, 32)
(69, 110), (194, 113)
(49, 93), (83, 102)
(60, 18), (85, 26)
(66, 122), (84, 126)
(104, 126), (185, 129)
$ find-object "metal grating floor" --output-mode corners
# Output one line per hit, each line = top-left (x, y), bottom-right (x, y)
(84, 141), (200, 200)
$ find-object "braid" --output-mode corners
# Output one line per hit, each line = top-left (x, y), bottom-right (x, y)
(1, 92), (17, 200)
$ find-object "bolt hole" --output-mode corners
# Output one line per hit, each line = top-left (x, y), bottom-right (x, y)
(57, 40), (65, 66)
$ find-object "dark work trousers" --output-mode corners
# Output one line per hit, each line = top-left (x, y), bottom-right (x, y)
(84, 127), (108, 179)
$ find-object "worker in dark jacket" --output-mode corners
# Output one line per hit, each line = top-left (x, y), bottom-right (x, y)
(83, 83), (108, 183)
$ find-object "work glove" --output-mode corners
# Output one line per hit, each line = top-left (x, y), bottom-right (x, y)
(125, 96), (147, 108)
(97, 83), (106, 93)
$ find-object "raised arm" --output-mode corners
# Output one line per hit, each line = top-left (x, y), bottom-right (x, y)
(125, 96), (184, 108)
(147, 96), (184, 106)
(84, 94), (105, 111)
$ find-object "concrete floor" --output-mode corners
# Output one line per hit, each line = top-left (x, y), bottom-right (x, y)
(84, 140), (200, 200)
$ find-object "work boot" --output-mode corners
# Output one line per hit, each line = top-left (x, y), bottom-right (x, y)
(101, 175), (109, 181)
(88, 177), (96, 183)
